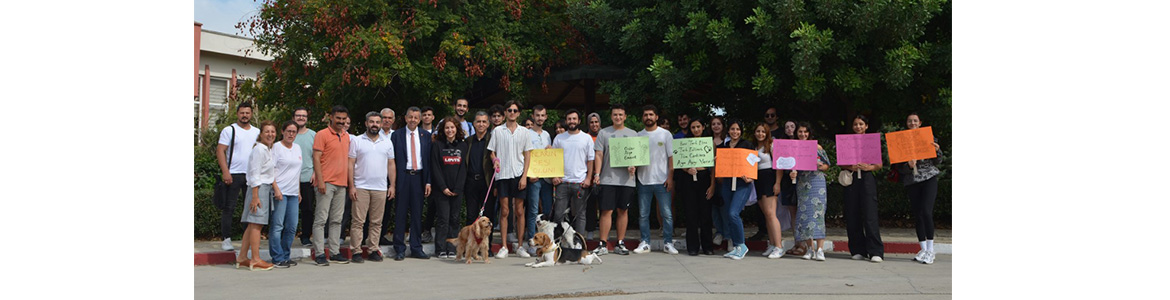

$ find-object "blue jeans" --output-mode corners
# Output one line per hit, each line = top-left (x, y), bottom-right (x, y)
(720, 179), (751, 246)
(525, 179), (553, 240)
(269, 194), (299, 262)
(637, 182), (673, 243)
(712, 203), (727, 236)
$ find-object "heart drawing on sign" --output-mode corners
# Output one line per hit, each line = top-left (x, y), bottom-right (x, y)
(775, 157), (796, 169)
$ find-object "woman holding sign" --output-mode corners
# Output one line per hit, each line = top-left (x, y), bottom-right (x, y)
(753, 123), (785, 259)
(679, 119), (716, 256)
(709, 116), (730, 246)
(841, 115), (885, 263)
(790, 122), (831, 261)
(892, 113), (943, 265)
(717, 120), (754, 260)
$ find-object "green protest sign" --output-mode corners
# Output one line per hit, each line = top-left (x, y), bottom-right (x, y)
(609, 136), (650, 167)
(671, 138), (715, 169)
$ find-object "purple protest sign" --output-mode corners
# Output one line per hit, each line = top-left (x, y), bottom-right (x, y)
(835, 133), (883, 165)
(772, 140), (818, 171)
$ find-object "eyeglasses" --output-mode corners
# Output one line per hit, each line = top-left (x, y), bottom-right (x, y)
(506, 109), (520, 113)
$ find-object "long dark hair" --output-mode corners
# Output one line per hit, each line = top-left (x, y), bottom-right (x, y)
(432, 116), (466, 144)
(851, 115), (870, 134)
(796, 122), (815, 140)
(687, 119), (709, 138)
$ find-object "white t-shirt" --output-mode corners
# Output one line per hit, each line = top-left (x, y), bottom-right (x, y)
(637, 127), (674, 185)
(273, 142), (303, 196)
(246, 144), (275, 188)
(594, 126), (639, 187)
(757, 147), (773, 170)
(553, 131), (595, 183)
(218, 123), (261, 174)
(349, 133), (395, 190)
(487, 124), (534, 180)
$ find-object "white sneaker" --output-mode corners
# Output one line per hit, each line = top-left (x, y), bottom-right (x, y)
(870, 256), (883, 263)
(801, 249), (813, 260)
(664, 243), (679, 255)
(592, 241), (609, 255)
(851, 254), (865, 260)
(921, 251), (935, 265)
(494, 247), (509, 259)
(712, 233), (723, 245)
(221, 238), (234, 251)
(633, 241), (650, 254)
(518, 244), (531, 258)
(767, 246), (783, 259)
(763, 245), (776, 257)
(814, 248), (825, 261)
(913, 249), (926, 262)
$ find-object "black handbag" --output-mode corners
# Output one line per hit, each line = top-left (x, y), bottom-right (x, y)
(213, 125), (236, 210)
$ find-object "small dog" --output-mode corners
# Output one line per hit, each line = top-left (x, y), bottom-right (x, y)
(557, 222), (602, 265)
(448, 216), (492, 264)
(525, 232), (559, 268)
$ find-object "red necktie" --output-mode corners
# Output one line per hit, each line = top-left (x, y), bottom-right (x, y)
(410, 132), (418, 170)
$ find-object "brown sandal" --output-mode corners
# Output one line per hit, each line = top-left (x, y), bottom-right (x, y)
(785, 245), (807, 256)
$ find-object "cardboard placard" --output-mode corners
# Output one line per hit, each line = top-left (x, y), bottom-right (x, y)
(671, 138), (715, 169)
(835, 133), (883, 165)
(608, 136), (650, 167)
(714, 148), (759, 179)
(885, 127), (936, 164)
(772, 139), (819, 171)
(527, 149), (565, 178)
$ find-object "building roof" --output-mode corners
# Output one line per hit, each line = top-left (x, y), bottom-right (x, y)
(199, 28), (273, 61)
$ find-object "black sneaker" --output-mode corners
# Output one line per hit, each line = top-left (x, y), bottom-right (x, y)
(351, 254), (365, 264)
(314, 255), (330, 266)
(288, 260), (299, 266)
(329, 254), (350, 264)
(274, 261), (292, 268)
(368, 251), (384, 262)
(614, 243), (631, 255)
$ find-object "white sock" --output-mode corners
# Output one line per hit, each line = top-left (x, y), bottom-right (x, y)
(926, 240), (934, 252)
(919, 241), (928, 252)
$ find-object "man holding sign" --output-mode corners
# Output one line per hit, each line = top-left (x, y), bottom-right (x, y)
(551, 109), (595, 233)
(634, 105), (677, 255)
(591, 104), (638, 256)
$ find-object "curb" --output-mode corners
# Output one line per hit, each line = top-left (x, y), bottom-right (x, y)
(196, 239), (949, 266)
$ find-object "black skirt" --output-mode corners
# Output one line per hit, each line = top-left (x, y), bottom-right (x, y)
(754, 168), (777, 197)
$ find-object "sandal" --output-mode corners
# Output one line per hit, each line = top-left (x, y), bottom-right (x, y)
(235, 260), (250, 269)
(785, 245), (807, 256)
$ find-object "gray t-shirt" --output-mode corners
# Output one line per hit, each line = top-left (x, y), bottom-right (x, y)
(594, 126), (639, 187)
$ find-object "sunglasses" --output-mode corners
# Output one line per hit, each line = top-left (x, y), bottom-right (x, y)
(506, 109), (520, 113)
(765, 113), (777, 117)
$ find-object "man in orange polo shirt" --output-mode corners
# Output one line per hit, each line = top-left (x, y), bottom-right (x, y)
(311, 105), (352, 266)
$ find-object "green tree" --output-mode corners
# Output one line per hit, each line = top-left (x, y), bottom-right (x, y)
(239, 0), (590, 133)
(568, 0), (951, 140)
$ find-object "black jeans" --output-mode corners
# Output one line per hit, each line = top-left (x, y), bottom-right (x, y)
(299, 181), (317, 242)
(907, 176), (939, 241)
(586, 186), (599, 232)
(220, 173), (248, 239)
(680, 175), (713, 253)
(844, 171), (883, 257)
(434, 193), (462, 253)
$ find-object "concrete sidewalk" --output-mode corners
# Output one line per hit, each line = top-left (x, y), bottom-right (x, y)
(195, 251), (951, 300)
(196, 226), (950, 265)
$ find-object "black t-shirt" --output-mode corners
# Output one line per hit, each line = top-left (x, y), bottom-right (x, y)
(468, 135), (487, 175)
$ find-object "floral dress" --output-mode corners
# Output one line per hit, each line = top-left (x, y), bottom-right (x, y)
(795, 147), (831, 241)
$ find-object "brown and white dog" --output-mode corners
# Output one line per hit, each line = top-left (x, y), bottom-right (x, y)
(448, 216), (493, 264)
(525, 232), (559, 268)
(525, 223), (602, 268)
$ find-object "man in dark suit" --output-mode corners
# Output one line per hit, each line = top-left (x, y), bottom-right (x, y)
(390, 107), (433, 260)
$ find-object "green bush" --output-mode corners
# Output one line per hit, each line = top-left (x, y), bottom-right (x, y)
(194, 188), (248, 239)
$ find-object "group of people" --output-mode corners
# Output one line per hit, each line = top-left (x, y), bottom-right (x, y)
(214, 99), (943, 271)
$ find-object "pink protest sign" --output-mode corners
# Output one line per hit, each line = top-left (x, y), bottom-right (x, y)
(772, 140), (819, 171)
(835, 133), (883, 165)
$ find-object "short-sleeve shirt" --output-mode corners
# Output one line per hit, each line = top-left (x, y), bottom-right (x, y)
(487, 124), (534, 180)
(637, 127), (674, 185)
(349, 133), (395, 190)
(273, 142), (303, 196)
(313, 126), (351, 186)
(553, 131), (595, 183)
(218, 123), (261, 174)
(594, 126), (639, 187)
(530, 129), (551, 150)
(294, 129), (316, 182)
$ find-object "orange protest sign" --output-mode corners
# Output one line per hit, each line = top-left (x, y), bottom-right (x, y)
(714, 148), (759, 180)
(885, 126), (937, 164)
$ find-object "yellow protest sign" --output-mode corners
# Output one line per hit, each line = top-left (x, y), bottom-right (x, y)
(527, 148), (565, 178)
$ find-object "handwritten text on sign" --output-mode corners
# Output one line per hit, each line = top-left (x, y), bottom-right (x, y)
(885, 126), (936, 164)
(671, 138), (715, 169)
(714, 148), (758, 179)
(527, 148), (565, 178)
(609, 136), (650, 167)
(772, 140), (819, 171)
(835, 133), (883, 165)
